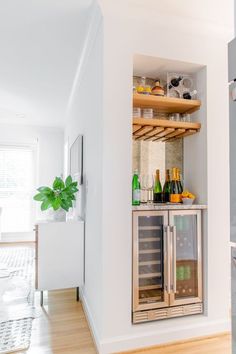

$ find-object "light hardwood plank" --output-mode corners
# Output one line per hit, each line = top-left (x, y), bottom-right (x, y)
(22, 290), (97, 354)
(120, 333), (231, 354)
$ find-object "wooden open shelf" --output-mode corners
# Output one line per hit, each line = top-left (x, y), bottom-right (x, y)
(133, 93), (201, 114)
(133, 118), (201, 142)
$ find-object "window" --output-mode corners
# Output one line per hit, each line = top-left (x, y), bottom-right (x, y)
(0, 145), (36, 233)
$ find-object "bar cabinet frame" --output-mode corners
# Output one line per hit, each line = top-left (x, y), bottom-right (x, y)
(132, 209), (203, 314)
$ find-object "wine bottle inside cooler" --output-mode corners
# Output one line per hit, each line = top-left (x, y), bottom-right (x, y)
(153, 169), (162, 203)
(163, 169), (171, 203)
(183, 89), (197, 100)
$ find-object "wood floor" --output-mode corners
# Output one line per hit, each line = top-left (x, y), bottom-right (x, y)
(1, 243), (231, 354)
(22, 289), (97, 354)
(121, 333), (231, 354)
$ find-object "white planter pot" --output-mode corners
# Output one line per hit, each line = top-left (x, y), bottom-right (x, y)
(42, 208), (67, 222)
(52, 209), (66, 222)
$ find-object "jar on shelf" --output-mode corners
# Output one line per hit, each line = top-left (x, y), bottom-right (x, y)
(133, 107), (141, 118)
(143, 85), (152, 95)
(151, 79), (165, 96)
(169, 113), (180, 121)
(181, 113), (191, 122)
(143, 108), (153, 119)
(135, 76), (146, 94)
(155, 112), (169, 120)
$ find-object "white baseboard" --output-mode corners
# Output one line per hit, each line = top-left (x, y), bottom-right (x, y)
(80, 290), (230, 354)
(80, 287), (101, 353)
(98, 318), (230, 354)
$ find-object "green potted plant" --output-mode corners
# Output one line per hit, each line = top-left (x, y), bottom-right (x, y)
(33, 175), (78, 221)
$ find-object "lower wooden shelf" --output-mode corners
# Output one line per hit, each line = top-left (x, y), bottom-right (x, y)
(133, 118), (201, 142)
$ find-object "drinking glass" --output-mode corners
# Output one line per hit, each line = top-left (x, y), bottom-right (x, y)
(140, 175), (148, 203)
(146, 175), (154, 203)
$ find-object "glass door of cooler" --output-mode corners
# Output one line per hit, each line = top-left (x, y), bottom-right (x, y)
(169, 210), (202, 306)
(133, 211), (169, 311)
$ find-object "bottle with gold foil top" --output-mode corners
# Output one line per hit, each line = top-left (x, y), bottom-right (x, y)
(176, 168), (183, 194)
(170, 168), (181, 203)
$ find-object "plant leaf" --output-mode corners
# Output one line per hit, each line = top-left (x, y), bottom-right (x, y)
(53, 177), (65, 190)
(33, 193), (46, 201)
(52, 198), (61, 211)
(37, 187), (52, 195)
(65, 175), (72, 187)
(61, 201), (69, 212)
(41, 200), (52, 211)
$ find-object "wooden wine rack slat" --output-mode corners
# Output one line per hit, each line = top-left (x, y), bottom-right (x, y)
(139, 284), (162, 291)
(139, 237), (160, 243)
(139, 272), (162, 279)
(139, 260), (161, 266)
(133, 118), (201, 142)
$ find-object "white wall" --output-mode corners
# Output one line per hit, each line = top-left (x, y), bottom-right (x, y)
(0, 123), (64, 241)
(98, 3), (234, 354)
(64, 1), (234, 352)
(64, 2), (103, 345)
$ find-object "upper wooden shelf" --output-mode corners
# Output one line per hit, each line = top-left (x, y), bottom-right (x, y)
(133, 93), (201, 114)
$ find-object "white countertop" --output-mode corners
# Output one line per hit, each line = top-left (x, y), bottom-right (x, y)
(132, 203), (207, 211)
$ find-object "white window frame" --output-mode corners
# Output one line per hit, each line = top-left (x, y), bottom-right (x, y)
(0, 142), (38, 237)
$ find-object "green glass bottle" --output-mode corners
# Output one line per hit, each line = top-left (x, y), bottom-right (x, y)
(132, 170), (141, 205)
(153, 169), (163, 203)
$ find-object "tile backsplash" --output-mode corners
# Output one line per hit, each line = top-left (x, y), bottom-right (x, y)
(132, 139), (183, 184)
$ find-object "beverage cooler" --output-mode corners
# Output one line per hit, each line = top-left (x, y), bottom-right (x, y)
(132, 210), (203, 323)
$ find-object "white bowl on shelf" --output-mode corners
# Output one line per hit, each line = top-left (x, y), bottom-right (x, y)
(182, 198), (195, 205)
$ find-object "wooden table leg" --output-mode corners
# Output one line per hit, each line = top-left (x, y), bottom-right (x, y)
(76, 287), (79, 302)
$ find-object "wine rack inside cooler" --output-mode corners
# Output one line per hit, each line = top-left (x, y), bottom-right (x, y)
(172, 212), (201, 303)
(136, 214), (166, 308)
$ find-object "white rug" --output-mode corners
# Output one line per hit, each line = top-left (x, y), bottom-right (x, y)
(0, 247), (37, 353)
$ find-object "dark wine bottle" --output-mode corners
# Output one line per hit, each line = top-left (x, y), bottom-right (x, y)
(169, 76), (183, 89)
(163, 169), (171, 203)
(183, 90), (197, 100)
(153, 169), (162, 203)
(170, 168), (181, 203)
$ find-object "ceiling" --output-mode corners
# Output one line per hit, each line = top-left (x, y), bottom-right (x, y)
(0, 0), (94, 127)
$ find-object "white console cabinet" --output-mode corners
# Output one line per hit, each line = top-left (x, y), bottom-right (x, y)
(35, 219), (84, 305)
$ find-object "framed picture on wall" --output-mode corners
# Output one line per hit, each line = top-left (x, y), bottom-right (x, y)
(70, 135), (83, 185)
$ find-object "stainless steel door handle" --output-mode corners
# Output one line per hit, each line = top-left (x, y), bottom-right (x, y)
(171, 225), (177, 293)
(233, 256), (236, 265)
(164, 225), (171, 294)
